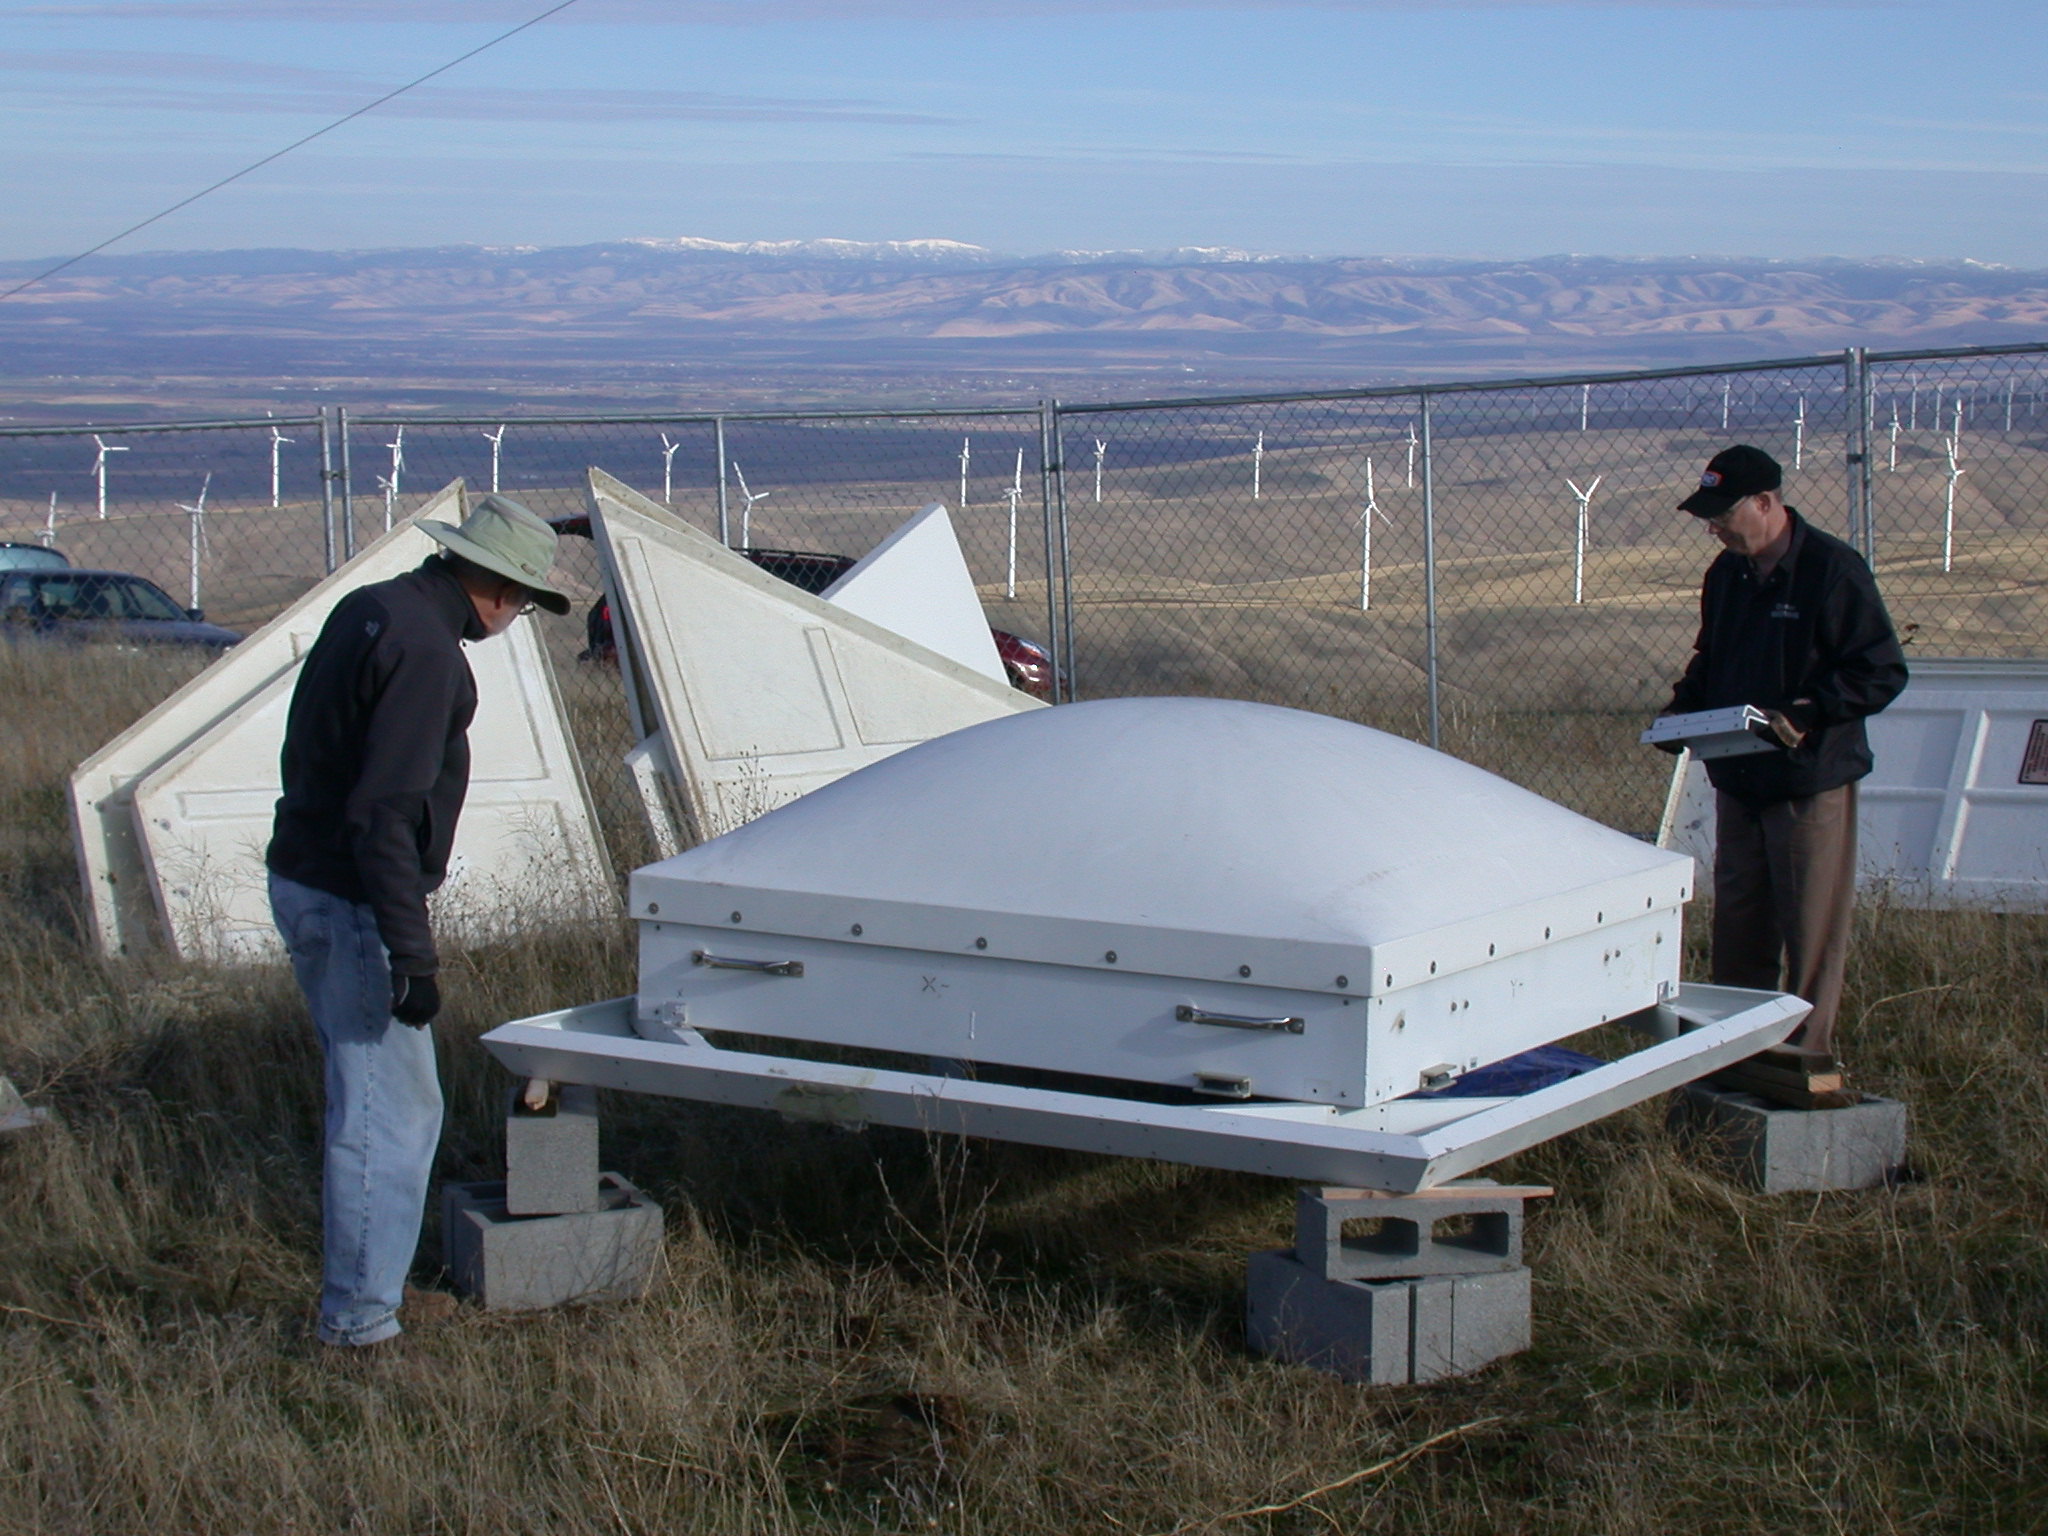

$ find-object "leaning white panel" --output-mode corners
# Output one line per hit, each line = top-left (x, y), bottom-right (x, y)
(584, 469), (1040, 842)
(1655, 657), (2048, 910)
(70, 482), (471, 956)
(131, 609), (613, 963)
(820, 502), (1006, 684)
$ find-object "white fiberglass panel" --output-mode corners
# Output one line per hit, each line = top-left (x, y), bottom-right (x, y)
(69, 483), (469, 956)
(130, 606), (613, 964)
(586, 470), (1039, 842)
(1657, 658), (2048, 909)
(820, 503), (1006, 684)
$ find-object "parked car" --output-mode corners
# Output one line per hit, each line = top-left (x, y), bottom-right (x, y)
(0, 542), (70, 573)
(0, 569), (242, 651)
(547, 515), (1059, 701)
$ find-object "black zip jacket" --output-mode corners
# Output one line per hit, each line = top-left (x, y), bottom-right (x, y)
(267, 558), (483, 975)
(1666, 509), (1907, 805)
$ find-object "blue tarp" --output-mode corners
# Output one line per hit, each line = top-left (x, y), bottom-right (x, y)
(1411, 1043), (1606, 1098)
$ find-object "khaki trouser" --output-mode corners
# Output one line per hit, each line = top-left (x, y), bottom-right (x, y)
(1711, 781), (1858, 1057)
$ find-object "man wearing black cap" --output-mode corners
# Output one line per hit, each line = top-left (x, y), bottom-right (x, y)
(1657, 445), (1907, 1066)
(267, 493), (572, 1351)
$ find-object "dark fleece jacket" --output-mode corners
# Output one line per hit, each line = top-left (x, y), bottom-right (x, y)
(1666, 509), (1908, 804)
(267, 557), (483, 976)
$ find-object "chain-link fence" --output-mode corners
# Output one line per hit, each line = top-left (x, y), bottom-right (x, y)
(1051, 344), (2048, 832)
(0, 415), (332, 626)
(6, 342), (2045, 854)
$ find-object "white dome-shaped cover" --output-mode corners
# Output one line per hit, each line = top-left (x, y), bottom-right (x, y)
(631, 697), (1691, 997)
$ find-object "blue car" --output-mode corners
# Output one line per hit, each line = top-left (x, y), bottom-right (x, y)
(0, 541), (69, 573)
(0, 568), (242, 651)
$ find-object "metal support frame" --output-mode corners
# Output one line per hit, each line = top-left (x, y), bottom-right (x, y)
(481, 983), (1805, 1194)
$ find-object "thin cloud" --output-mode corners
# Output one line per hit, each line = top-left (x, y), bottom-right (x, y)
(0, 54), (964, 126)
(0, 49), (357, 88)
(16, 0), (1904, 19)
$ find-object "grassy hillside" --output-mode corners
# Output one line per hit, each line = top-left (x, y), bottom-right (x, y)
(2, 643), (2045, 1534)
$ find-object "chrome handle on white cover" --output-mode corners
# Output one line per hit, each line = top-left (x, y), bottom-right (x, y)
(1176, 1003), (1304, 1035)
(693, 949), (804, 977)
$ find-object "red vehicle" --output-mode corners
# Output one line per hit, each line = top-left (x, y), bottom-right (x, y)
(547, 515), (1057, 701)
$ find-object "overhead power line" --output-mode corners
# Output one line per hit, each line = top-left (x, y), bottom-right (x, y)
(0, 0), (586, 306)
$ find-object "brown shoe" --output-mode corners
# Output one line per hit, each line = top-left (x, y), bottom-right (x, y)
(403, 1285), (460, 1327)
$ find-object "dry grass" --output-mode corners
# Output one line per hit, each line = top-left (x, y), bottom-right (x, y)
(5, 636), (2048, 1534)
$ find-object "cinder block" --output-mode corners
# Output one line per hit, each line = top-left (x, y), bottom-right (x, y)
(1246, 1250), (1532, 1385)
(443, 1173), (662, 1311)
(1407, 1268), (1533, 1382)
(1671, 1084), (1908, 1194)
(1294, 1180), (1548, 1281)
(505, 1082), (601, 1216)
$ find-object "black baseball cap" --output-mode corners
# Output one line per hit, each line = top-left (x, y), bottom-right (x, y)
(1679, 444), (1782, 517)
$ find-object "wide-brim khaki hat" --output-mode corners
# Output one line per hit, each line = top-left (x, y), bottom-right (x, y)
(421, 493), (572, 615)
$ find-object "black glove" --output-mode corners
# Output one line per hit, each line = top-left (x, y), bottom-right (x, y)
(390, 972), (441, 1027)
(1749, 709), (1807, 750)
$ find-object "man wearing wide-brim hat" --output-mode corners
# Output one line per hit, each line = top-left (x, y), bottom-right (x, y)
(267, 492), (571, 1352)
(1654, 445), (1906, 1070)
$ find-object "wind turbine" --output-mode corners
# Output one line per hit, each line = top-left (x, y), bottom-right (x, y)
(1720, 380), (1731, 431)
(483, 425), (506, 493)
(732, 462), (770, 547)
(1358, 456), (1392, 612)
(1252, 430), (1265, 501)
(1567, 475), (1601, 606)
(1793, 395), (1807, 470)
(1579, 384), (1591, 434)
(1942, 432), (1965, 574)
(41, 492), (58, 548)
(1093, 438), (1107, 504)
(1888, 401), (1901, 472)
(958, 437), (971, 510)
(268, 421), (294, 508)
(90, 435), (128, 520)
(2006, 378), (2017, 433)
(1003, 448), (1024, 599)
(382, 426), (405, 531)
(659, 432), (681, 504)
(177, 472), (212, 612)
(1951, 396), (1964, 454)
(1405, 421), (1418, 488)
(1908, 378), (1919, 431)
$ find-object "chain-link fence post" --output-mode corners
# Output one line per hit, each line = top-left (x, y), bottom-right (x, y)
(1844, 347), (1875, 563)
(336, 407), (356, 561)
(1419, 389), (1441, 750)
(1039, 401), (1066, 701)
(713, 416), (729, 546)
(318, 407), (337, 574)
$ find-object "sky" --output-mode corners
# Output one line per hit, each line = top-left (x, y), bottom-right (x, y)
(3, 0), (2046, 266)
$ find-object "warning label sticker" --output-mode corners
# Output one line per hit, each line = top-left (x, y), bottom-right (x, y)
(2021, 721), (2048, 785)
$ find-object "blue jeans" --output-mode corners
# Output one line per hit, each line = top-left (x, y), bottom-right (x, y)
(270, 872), (444, 1347)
